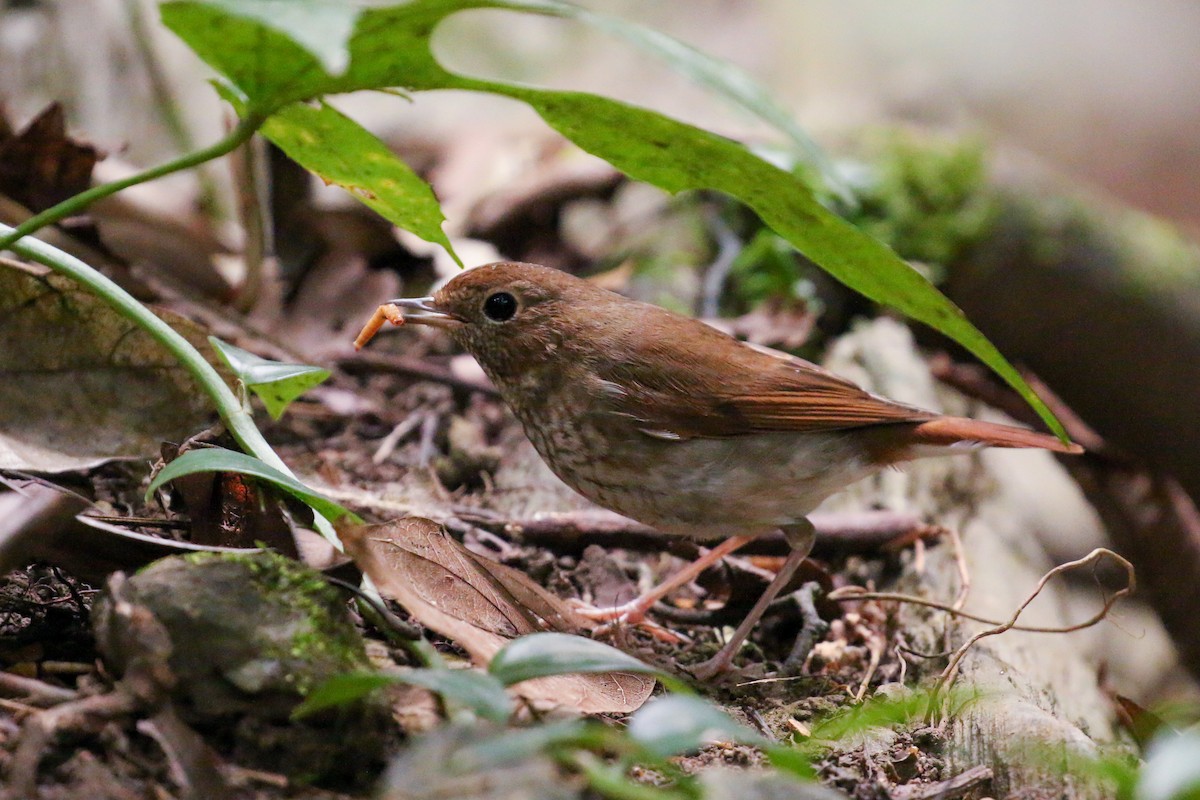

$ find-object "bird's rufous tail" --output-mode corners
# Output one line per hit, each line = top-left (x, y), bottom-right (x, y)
(909, 416), (1083, 454)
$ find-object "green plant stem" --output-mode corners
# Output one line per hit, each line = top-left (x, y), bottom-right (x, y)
(0, 224), (340, 547)
(0, 113), (263, 252)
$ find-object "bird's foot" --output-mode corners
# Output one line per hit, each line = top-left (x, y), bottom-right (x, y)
(569, 597), (652, 625)
(686, 650), (736, 682)
(569, 599), (689, 644)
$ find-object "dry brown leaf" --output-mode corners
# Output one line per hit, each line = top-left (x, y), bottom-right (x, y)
(0, 478), (264, 584)
(340, 517), (655, 714)
(0, 261), (229, 471)
(0, 104), (98, 213)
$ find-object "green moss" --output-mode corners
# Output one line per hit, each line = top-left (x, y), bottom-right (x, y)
(182, 550), (367, 695)
(1004, 188), (1200, 300)
(848, 132), (1001, 279)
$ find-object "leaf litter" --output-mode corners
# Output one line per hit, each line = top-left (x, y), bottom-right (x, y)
(0, 101), (1041, 800)
(340, 517), (656, 714)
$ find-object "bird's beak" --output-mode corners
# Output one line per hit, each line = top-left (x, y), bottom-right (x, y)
(389, 297), (463, 329)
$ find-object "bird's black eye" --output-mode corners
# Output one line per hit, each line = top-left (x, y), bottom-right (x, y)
(483, 291), (518, 322)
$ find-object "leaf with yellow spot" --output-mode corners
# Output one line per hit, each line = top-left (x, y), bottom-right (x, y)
(261, 100), (458, 264)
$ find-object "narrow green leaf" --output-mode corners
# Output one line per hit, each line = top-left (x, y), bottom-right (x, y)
(627, 695), (765, 759)
(292, 671), (396, 717)
(487, 632), (660, 687)
(349, 1), (1067, 439)
(487, 0), (852, 204)
(261, 101), (459, 263)
(145, 447), (359, 523)
(208, 337), (329, 420)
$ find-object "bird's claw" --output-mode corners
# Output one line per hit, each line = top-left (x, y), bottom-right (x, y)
(686, 653), (734, 682)
(568, 599), (689, 644)
(567, 597), (650, 625)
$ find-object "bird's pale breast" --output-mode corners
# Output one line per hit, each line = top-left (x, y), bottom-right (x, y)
(503, 368), (878, 539)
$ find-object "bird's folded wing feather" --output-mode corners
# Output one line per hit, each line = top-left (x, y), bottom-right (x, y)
(593, 320), (935, 440)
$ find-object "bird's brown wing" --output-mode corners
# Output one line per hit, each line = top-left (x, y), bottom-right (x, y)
(593, 316), (935, 440)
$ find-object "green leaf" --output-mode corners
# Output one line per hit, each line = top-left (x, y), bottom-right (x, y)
(182, 0), (361, 76)
(478, 86), (1066, 441)
(487, 632), (660, 687)
(495, 0), (851, 204)
(627, 695), (765, 759)
(161, 2), (335, 111)
(451, 719), (593, 771)
(398, 669), (514, 722)
(294, 668), (513, 722)
(261, 101), (459, 263)
(292, 671), (396, 717)
(146, 447), (359, 523)
(208, 336), (329, 420)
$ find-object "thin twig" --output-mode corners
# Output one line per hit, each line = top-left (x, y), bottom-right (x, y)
(487, 508), (936, 558)
(783, 581), (829, 672)
(121, 0), (220, 216)
(854, 637), (884, 703)
(9, 691), (140, 797)
(231, 128), (270, 313)
(928, 548), (1134, 720)
(0, 115), (262, 251)
(0, 672), (78, 707)
(372, 413), (425, 464)
(946, 525), (970, 611)
(827, 563), (1131, 634)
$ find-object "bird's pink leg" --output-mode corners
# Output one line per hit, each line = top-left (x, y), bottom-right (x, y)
(574, 535), (754, 625)
(689, 520), (816, 681)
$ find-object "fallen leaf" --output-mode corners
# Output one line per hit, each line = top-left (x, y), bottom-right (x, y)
(0, 478), (260, 584)
(340, 517), (655, 714)
(0, 261), (227, 472)
(0, 104), (98, 213)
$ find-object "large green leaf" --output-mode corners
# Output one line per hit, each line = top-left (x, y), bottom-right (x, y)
(146, 447), (359, 523)
(494, 0), (851, 203)
(183, 0), (361, 76)
(261, 101), (459, 262)
(161, 2), (335, 111)
(162, 0), (1066, 439)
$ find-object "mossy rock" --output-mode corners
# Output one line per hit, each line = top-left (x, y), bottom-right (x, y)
(93, 550), (390, 784)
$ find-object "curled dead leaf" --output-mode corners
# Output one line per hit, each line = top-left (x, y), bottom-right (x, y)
(340, 517), (655, 714)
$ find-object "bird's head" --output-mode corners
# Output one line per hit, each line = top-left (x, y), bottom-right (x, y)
(393, 261), (615, 381)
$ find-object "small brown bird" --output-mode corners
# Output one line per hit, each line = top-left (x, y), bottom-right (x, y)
(391, 261), (1080, 678)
